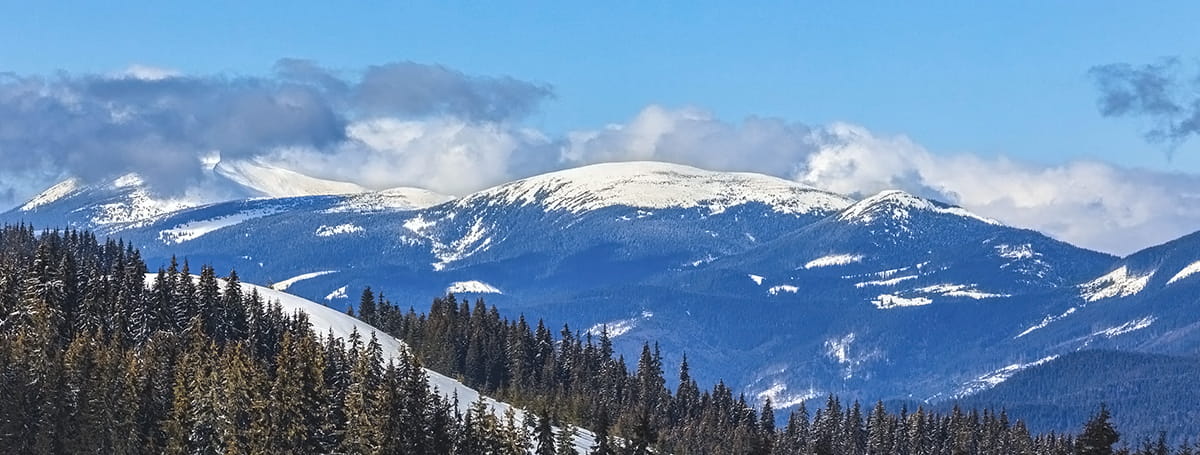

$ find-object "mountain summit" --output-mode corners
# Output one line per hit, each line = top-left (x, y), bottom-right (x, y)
(459, 161), (853, 215)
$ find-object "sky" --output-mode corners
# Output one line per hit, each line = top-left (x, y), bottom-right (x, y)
(1, 2), (1200, 255)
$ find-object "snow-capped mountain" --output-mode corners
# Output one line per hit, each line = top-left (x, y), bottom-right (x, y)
(1006, 230), (1200, 356)
(10, 159), (1200, 413)
(12, 172), (204, 229)
(4, 158), (442, 232)
(212, 159), (369, 197)
(456, 161), (852, 215)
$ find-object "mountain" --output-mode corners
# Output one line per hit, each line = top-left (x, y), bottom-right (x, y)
(956, 350), (1200, 441)
(13, 159), (1197, 417)
(1004, 229), (1200, 357)
(5, 158), (383, 232)
(211, 159), (370, 197)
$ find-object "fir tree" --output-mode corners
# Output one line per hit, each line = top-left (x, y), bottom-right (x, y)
(1078, 405), (1120, 455)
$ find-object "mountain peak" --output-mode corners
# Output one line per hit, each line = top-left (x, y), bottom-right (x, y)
(11, 160), (378, 227)
(213, 159), (369, 198)
(19, 177), (82, 211)
(837, 190), (1001, 226)
(463, 161), (854, 215)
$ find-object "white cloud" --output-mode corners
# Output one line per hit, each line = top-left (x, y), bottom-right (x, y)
(266, 118), (552, 196)
(118, 64), (181, 81)
(559, 104), (816, 177)
(800, 124), (1200, 255)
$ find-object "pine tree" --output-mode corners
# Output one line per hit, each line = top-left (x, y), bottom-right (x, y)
(358, 287), (377, 324)
(868, 401), (893, 455)
(556, 423), (579, 455)
(757, 398), (775, 455)
(340, 332), (384, 455)
(534, 412), (557, 455)
(1077, 404), (1120, 455)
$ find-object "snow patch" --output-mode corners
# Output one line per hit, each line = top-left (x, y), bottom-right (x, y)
(913, 284), (1008, 299)
(872, 294), (933, 309)
(805, 254), (863, 269)
(825, 333), (856, 365)
(315, 223), (364, 237)
(995, 243), (1037, 260)
(755, 383), (821, 409)
(402, 214), (437, 234)
(1095, 316), (1155, 338)
(158, 208), (282, 244)
(1015, 307), (1077, 338)
(271, 270), (336, 291)
(1079, 266), (1154, 302)
(768, 284), (799, 295)
(685, 254), (718, 267)
(446, 280), (503, 294)
(855, 275), (918, 288)
(432, 217), (492, 271)
(325, 286), (348, 301)
(326, 187), (454, 213)
(748, 274), (765, 285)
(1168, 261), (1200, 285)
(823, 333), (879, 380)
(956, 355), (1059, 397)
(586, 311), (654, 339)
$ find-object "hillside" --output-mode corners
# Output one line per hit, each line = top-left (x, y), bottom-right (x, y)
(956, 350), (1200, 442)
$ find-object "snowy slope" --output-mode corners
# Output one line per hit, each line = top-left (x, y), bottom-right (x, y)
(11, 173), (204, 228)
(3, 159), (422, 230)
(325, 187), (454, 213)
(18, 177), (82, 211)
(142, 274), (596, 452)
(837, 190), (1000, 227)
(458, 161), (853, 215)
(214, 159), (369, 197)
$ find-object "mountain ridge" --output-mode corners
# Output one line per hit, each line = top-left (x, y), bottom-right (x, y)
(4, 159), (1196, 415)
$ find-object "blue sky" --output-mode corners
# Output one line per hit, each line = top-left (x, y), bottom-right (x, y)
(2, 2), (1200, 254)
(3, 1), (1198, 170)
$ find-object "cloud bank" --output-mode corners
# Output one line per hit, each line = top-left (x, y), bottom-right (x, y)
(1, 60), (1198, 255)
(0, 59), (553, 200)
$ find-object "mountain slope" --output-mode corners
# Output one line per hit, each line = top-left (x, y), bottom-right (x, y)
(151, 273), (598, 452)
(956, 350), (1200, 441)
(212, 159), (368, 197)
(17, 160), (1194, 416)
(2, 159), (426, 231)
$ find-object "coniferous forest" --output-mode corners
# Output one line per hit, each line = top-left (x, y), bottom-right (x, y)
(0, 224), (1196, 455)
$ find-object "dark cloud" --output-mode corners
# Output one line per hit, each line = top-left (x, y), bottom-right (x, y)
(1090, 58), (1200, 145)
(355, 62), (553, 121)
(0, 60), (554, 196)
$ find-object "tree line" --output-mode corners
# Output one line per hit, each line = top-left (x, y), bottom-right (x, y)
(0, 225), (570, 454)
(354, 288), (1199, 455)
(0, 223), (1192, 454)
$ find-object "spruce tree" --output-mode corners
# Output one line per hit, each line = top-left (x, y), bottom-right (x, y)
(1077, 404), (1120, 455)
(556, 423), (579, 455)
(534, 412), (557, 455)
